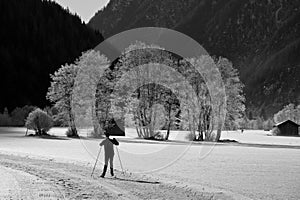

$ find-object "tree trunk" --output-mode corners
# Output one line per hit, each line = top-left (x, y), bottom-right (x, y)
(69, 110), (78, 137)
(215, 128), (222, 142)
(92, 103), (102, 137)
(36, 129), (41, 136)
(188, 109), (196, 139)
(136, 126), (141, 137)
(36, 116), (41, 135)
(136, 111), (144, 138)
(197, 122), (204, 141)
(214, 118), (223, 142)
(214, 102), (224, 142)
(165, 121), (171, 140)
(165, 106), (172, 140)
(197, 112), (204, 141)
(145, 126), (150, 138)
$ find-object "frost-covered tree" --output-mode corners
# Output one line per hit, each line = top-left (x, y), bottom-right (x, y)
(180, 56), (245, 141)
(48, 50), (111, 138)
(47, 64), (79, 137)
(217, 57), (245, 131)
(72, 50), (110, 137)
(110, 42), (179, 139)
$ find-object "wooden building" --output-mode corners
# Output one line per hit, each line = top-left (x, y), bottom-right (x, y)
(105, 119), (125, 136)
(274, 120), (299, 136)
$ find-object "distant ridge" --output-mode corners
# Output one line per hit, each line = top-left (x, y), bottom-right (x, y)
(88, 0), (300, 119)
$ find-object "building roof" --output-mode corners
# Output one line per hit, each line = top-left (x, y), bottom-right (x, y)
(275, 120), (299, 127)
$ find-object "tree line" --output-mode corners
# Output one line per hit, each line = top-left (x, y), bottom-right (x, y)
(46, 42), (245, 141)
(2, 38), (299, 139)
(1, 42), (298, 138)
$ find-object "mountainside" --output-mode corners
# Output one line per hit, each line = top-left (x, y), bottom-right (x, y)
(88, 0), (300, 119)
(0, 0), (104, 111)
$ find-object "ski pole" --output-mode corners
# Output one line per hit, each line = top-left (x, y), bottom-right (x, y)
(116, 146), (124, 174)
(91, 146), (102, 177)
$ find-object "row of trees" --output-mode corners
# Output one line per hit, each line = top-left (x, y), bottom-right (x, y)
(273, 104), (300, 124)
(8, 102), (296, 137)
(238, 116), (274, 131)
(0, 106), (55, 136)
(47, 41), (245, 141)
(237, 104), (300, 132)
(108, 43), (245, 141)
(0, 106), (66, 127)
(20, 103), (299, 137)
(0, 106), (35, 126)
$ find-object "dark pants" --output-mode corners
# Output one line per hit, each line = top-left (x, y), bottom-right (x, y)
(104, 153), (114, 168)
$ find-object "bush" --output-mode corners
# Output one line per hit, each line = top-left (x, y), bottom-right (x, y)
(25, 108), (53, 135)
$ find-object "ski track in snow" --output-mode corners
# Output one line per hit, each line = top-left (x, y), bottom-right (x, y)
(0, 154), (232, 200)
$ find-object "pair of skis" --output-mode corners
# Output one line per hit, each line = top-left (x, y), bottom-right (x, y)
(90, 146), (124, 177)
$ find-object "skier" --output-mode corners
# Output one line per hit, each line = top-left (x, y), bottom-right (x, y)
(99, 131), (119, 178)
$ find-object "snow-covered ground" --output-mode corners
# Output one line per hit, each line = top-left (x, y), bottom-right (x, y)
(220, 129), (300, 146)
(0, 127), (300, 199)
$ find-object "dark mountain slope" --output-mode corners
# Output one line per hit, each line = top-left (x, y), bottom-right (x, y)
(88, 0), (200, 37)
(175, 0), (300, 117)
(88, 0), (300, 118)
(0, 0), (104, 111)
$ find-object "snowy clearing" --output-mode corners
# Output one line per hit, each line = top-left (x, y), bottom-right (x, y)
(0, 127), (299, 199)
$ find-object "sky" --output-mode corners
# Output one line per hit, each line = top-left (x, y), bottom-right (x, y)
(53, 0), (110, 23)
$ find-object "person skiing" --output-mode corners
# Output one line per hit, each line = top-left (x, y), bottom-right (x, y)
(99, 131), (119, 178)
